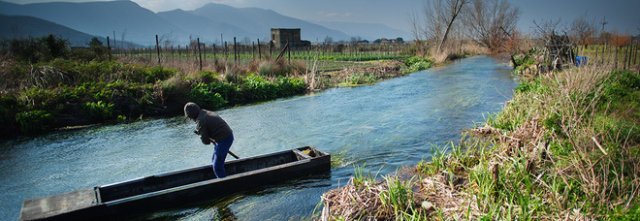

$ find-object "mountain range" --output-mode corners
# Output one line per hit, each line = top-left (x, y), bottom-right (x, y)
(0, 14), (100, 46)
(0, 0), (408, 46)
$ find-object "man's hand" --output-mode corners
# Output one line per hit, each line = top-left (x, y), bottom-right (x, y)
(193, 130), (200, 135)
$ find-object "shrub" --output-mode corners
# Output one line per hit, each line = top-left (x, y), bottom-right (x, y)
(8, 35), (69, 63)
(15, 110), (54, 134)
(342, 73), (377, 86)
(83, 101), (115, 121)
(144, 67), (175, 83)
(188, 83), (228, 110)
(275, 77), (306, 96)
(241, 73), (278, 100)
(197, 71), (218, 83)
(404, 56), (433, 73)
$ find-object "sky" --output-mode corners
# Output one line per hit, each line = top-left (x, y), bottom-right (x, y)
(4, 0), (640, 35)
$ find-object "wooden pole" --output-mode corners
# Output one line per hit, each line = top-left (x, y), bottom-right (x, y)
(233, 37), (237, 63)
(106, 36), (112, 61)
(252, 41), (255, 61)
(257, 39), (262, 60)
(287, 40), (291, 64)
(197, 38), (203, 71)
(155, 34), (161, 66)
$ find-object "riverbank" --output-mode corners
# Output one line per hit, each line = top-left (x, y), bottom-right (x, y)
(0, 36), (431, 138)
(320, 63), (640, 219)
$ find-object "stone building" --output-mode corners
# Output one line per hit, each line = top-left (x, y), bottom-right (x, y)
(271, 28), (311, 48)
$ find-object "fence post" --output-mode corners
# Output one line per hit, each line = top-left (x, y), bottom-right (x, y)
(257, 39), (262, 60)
(287, 40), (291, 64)
(106, 36), (112, 61)
(252, 41), (255, 60)
(233, 37), (237, 63)
(197, 38), (203, 71)
(155, 34), (161, 66)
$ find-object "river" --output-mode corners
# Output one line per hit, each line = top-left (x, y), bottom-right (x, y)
(0, 56), (517, 220)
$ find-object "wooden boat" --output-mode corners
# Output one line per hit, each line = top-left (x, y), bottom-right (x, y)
(20, 146), (330, 220)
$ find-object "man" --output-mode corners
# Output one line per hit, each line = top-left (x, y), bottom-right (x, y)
(184, 102), (234, 178)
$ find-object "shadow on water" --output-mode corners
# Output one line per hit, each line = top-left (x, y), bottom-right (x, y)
(0, 56), (517, 220)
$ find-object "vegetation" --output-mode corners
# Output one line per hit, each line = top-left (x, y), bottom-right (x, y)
(0, 35), (423, 138)
(321, 62), (640, 219)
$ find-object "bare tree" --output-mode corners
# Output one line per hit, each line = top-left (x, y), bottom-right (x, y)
(463, 0), (519, 52)
(570, 15), (596, 46)
(424, 0), (468, 53)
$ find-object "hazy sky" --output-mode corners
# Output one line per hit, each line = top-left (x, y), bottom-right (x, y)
(4, 0), (640, 35)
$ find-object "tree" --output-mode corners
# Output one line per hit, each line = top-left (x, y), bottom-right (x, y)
(424, 0), (468, 53)
(89, 37), (107, 59)
(463, 0), (519, 52)
(570, 15), (596, 46)
(323, 36), (333, 45)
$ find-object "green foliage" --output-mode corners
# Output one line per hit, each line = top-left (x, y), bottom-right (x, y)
(275, 77), (306, 97)
(514, 78), (548, 94)
(7, 35), (69, 63)
(15, 110), (54, 134)
(542, 112), (563, 135)
(599, 70), (640, 117)
(404, 56), (433, 73)
(342, 73), (377, 86)
(197, 71), (218, 83)
(379, 177), (414, 216)
(83, 101), (114, 121)
(189, 83), (228, 110)
(144, 67), (175, 83)
(242, 73), (278, 100)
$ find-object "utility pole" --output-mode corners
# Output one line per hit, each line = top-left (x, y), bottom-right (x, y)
(600, 16), (608, 33)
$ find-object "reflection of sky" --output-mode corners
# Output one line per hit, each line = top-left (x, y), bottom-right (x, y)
(4, 0), (640, 34)
(0, 56), (516, 220)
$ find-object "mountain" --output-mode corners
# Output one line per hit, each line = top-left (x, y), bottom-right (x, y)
(317, 21), (411, 41)
(157, 9), (251, 44)
(188, 3), (350, 42)
(0, 0), (184, 45)
(0, 14), (99, 46)
(0, 1), (351, 45)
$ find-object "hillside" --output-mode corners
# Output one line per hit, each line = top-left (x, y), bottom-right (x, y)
(0, 14), (99, 46)
(0, 0), (351, 45)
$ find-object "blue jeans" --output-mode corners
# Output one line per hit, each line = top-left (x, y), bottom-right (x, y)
(212, 134), (234, 178)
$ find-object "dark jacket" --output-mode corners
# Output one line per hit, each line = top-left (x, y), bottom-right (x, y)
(195, 109), (233, 145)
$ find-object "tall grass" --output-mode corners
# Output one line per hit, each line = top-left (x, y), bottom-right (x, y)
(321, 62), (640, 220)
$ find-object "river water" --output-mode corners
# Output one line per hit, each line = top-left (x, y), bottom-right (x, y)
(0, 56), (516, 220)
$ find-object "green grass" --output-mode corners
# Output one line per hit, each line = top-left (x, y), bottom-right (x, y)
(322, 65), (640, 220)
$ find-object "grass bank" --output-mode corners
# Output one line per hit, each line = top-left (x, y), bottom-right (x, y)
(0, 36), (431, 138)
(320, 64), (640, 220)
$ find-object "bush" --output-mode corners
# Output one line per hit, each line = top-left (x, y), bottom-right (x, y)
(188, 83), (228, 110)
(7, 35), (69, 63)
(144, 67), (175, 83)
(342, 73), (377, 86)
(15, 110), (54, 134)
(241, 73), (278, 100)
(83, 101), (114, 121)
(275, 77), (306, 96)
(404, 56), (432, 73)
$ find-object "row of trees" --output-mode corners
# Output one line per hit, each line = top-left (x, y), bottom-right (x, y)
(411, 0), (520, 54)
(412, 0), (637, 56)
